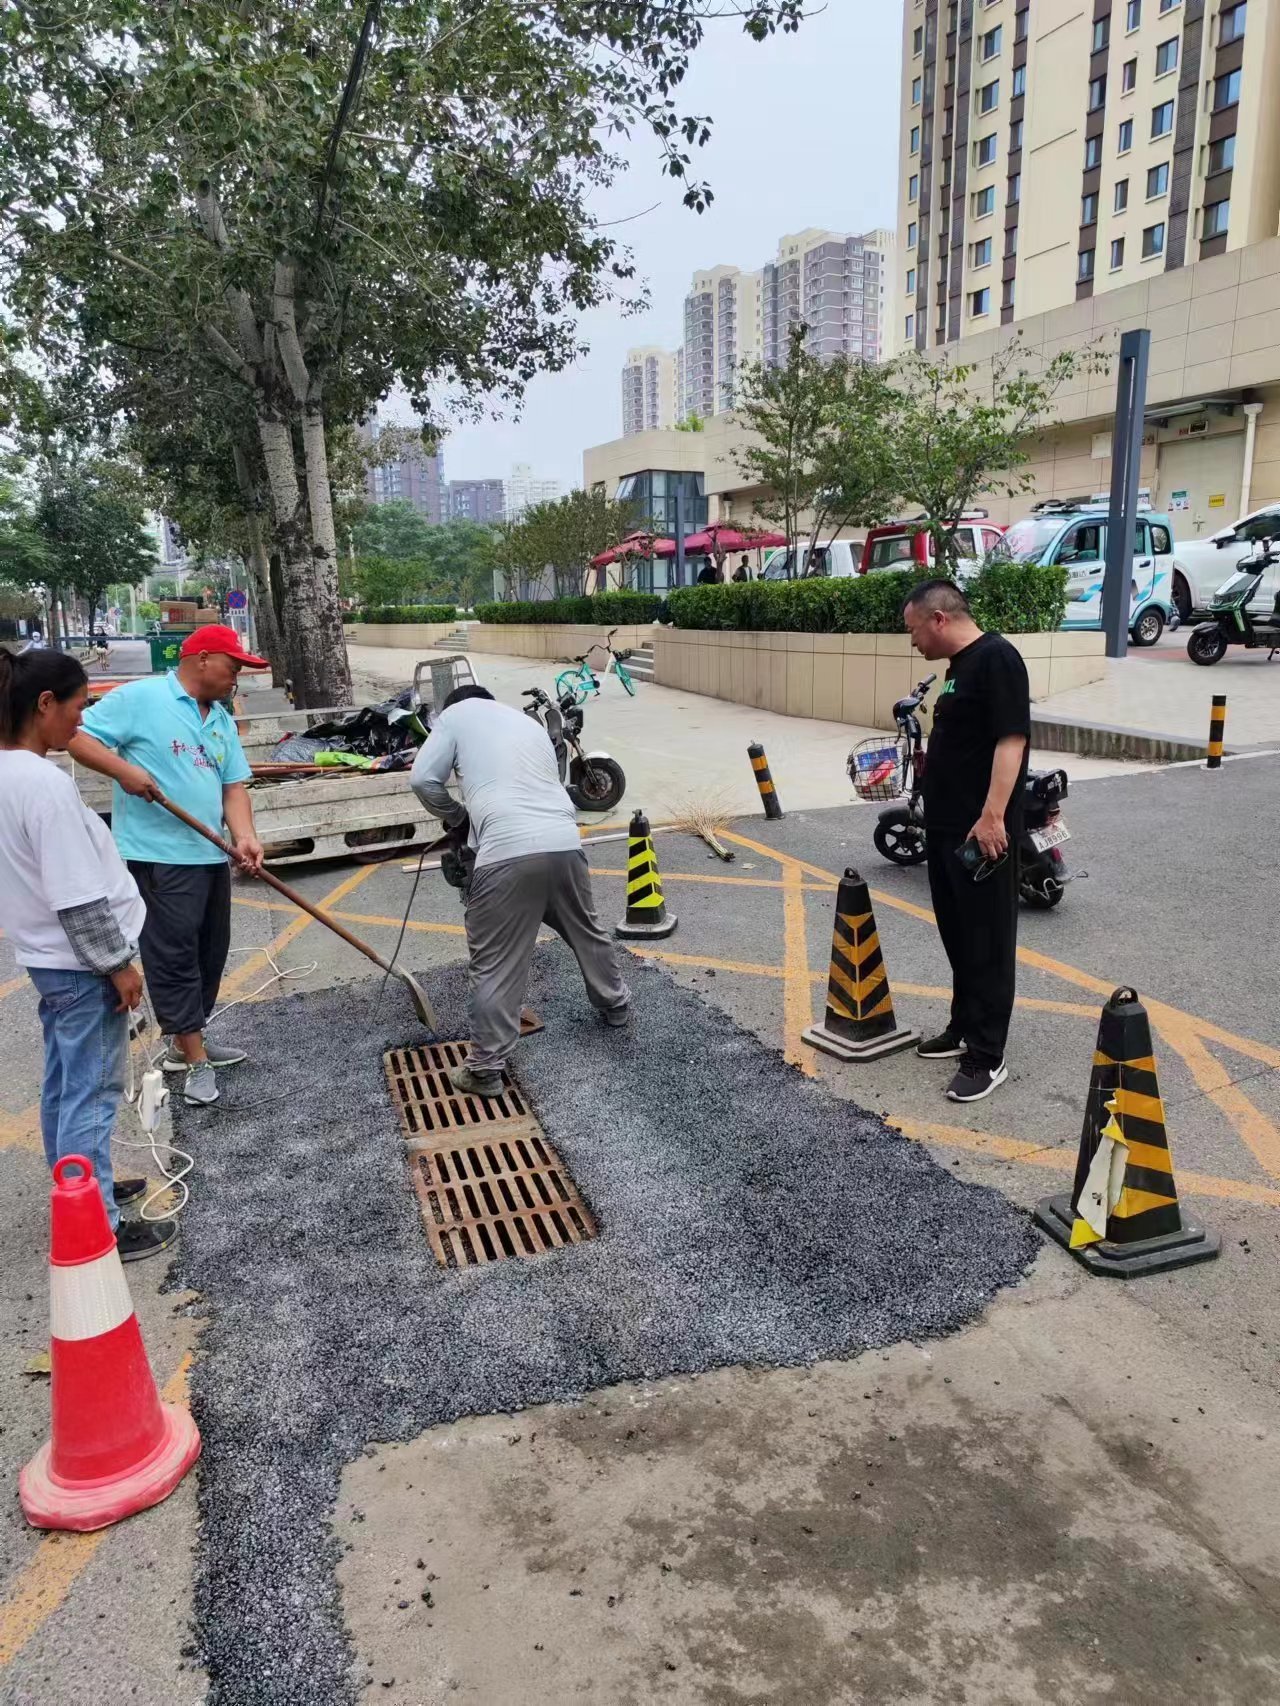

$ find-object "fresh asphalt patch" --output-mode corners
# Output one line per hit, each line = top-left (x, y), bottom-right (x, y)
(171, 947), (1039, 1705)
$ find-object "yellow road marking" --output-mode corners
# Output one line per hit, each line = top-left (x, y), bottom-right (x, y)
(0, 975), (28, 1005)
(232, 895), (467, 939)
(781, 859), (815, 1075)
(588, 866), (831, 892)
(630, 948), (786, 978)
(0, 1353), (194, 1671)
(1155, 1019), (1280, 1181)
(218, 865), (381, 1001)
(0, 1106), (40, 1156)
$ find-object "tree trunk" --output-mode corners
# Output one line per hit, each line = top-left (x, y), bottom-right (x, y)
(240, 521), (286, 689)
(297, 395), (351, 703)
(255, 409), (351, 708)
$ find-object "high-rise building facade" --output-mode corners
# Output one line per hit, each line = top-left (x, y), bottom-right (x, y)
(447, 479), (505, 524)
(761, 228), (893, 367)
(621, 346), (680, 435)
(504, 462), (562, 519)
(680, 264), (763, 419)
(362, 419), (445, 523)
(898, 0), (1276, 351)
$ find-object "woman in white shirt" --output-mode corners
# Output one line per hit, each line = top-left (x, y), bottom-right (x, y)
(0, 648), (175, 1262)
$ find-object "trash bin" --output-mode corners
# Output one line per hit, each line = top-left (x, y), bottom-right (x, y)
(148, 630), (191, 672)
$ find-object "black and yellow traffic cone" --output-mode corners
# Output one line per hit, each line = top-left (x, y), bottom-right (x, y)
(802, 868), (918, 1061)
(1034, 986), (1219, 1277)
(615, 810), (677, 940)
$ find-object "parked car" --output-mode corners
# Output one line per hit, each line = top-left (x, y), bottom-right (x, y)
(860, 513), (1006, 583)
(987, 499), (1179, 644)
(1171, 500), (1280, 621)
(760, 540), (861, 580)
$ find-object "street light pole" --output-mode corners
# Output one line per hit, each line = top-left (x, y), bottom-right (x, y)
(1101, 327), (1151, 661)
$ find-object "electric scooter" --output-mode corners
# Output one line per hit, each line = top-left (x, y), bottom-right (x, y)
(848, 675), (1079, 909)
(521, 685), (627, 812)
(1186, 540), (1280, 664)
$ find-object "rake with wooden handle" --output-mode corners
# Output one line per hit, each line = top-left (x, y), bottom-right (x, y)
(153, 793), (441, 1029)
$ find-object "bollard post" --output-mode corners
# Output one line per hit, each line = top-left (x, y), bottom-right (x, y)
(747, 741), (783, 819)
(1206, 695), (1226, 770)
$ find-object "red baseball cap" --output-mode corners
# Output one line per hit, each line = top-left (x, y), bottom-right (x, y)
(179, 624), (269, 668)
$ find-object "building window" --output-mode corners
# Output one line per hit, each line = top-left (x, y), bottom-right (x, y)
(912, 75), (922, 104)
(1151, 100), (1174, 137)
(1127, 0), (1142, 25)
(905, 313), (915, 339)
(1213, 69), (1242, 111)
(907, 267), (917, 294)
(1012, 65), (1026, 96)
(1147, 161), (1169, 198)
(1015, 9), (1028, 40)
(907, 220), (918, 246)
(1158, 0), (1180, 12)
(1208, 134), (1236, 174)
(1078, 248), (1096, 282)
(1221, 3), (1247, 45)
(975, 132), (997, 166)
(1203, 199), (1230, 238)
(973, 184), (996, 217)
(1121, 58), (1137, 93)
(913, 24), (924, 54)
(972, 236), (993, 267)
(972, 287), (991, 317)
(1119, 117), (1134, 152)
(1155, 37), (1179, 75)
(1115, 178), (1130, 212)
(1010, 119), (1024, 150)
(1111, 237), (1126, 269)
(1005, 223), (1018, 256)
(981, 24), (1002, 59)
(1085, 135), (1102, 169)
(1092, 17), (1110, 51)
(909, 174), (919, 201)
(912, 124), (922, 153)
(1008, 172), (1021, 203)
(1142, 221), (1166, 258)
(1082, 191), (1099, 225)
(1089, 76), (1107, 111)
(1002, 278), (1015, 309)
(978, 79), (1000, 113)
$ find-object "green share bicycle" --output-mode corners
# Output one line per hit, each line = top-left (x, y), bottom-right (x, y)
(554, 628), (638, 704)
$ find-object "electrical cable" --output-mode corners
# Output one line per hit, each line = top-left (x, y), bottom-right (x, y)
(376, 840), (429, 1012)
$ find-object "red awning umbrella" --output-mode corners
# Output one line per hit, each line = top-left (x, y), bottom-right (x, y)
(590, 531), (674, 568)
(680, 526), (787, 555)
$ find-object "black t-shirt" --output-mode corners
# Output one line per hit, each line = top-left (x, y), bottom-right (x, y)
(922, 632), (1031, 832)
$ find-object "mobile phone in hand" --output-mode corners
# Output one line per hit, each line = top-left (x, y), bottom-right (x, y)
(955, 838), (1009, 882)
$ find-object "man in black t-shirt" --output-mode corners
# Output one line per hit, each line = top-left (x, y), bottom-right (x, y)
(902, 579), (1030, 1102)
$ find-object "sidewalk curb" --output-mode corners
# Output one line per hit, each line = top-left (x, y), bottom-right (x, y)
(1030, 712), (1235, 765)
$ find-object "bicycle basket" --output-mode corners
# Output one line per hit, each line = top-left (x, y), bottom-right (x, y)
(848, 738), (905, 802)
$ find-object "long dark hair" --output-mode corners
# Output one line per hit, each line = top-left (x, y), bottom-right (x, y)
(0, 647), (89, 742)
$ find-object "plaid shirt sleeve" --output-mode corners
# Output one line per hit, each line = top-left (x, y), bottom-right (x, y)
(56, 899), (136, 975)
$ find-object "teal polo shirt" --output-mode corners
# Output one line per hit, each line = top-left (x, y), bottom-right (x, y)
(80, 672), (252, 865)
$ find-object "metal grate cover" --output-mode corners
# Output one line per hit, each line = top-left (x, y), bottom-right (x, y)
(384, 1042), (597, 1269)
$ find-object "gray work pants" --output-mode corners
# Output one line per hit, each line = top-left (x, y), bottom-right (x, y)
(464, 849), (629, 1073)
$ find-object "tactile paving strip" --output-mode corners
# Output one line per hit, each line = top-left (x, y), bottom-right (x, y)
(383, 1042), (597, 1268)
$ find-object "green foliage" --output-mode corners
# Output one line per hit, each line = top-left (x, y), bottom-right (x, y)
(476, 593), (663, 626)
(350, 501), (436, 562)
(0, 581), (39, 619)
(675, 414), (705, 432)
(352, 604), (459, 626)
(967, 561), (1068, 634)
(137, 600), (161, 622)
(494, 491), (642, 599)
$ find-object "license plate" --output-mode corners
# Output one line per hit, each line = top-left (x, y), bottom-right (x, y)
(1030, 820), (1070, 853)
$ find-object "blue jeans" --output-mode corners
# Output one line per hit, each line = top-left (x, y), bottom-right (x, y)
(27, 968), (127, 1230)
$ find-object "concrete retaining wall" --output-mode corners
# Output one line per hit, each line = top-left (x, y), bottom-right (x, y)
(343, 622), (459, 649)
(465, 623), (655, 661)
(653, 628), (1107, 732)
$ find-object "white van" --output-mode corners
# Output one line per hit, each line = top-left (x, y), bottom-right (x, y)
(760, 541), (860, 580)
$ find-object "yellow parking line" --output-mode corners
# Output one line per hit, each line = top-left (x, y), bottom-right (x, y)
(218, 865), (381, 1001)
(0, 1353), (194, 1670)
(0, 975), (28, 1005)
(589, 866), (830, 892)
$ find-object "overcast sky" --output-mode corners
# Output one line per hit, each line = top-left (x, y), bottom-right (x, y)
(430, 3), (903, 491)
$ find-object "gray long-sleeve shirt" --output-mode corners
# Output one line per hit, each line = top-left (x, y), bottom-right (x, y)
(410, 698), (581, 869)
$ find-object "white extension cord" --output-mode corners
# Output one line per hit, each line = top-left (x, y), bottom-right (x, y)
(115, 947), (317, 1223)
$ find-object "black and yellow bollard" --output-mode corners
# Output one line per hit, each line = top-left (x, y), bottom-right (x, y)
(615, 810), (677, 940)
(1034, 986), (1219, 1277)
(1206, 694), (1227, 770)
(802, 868), (918, 1061)
(748, 741), (783, 820)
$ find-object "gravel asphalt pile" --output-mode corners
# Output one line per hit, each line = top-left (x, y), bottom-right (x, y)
(172, 946), (1041, 1705)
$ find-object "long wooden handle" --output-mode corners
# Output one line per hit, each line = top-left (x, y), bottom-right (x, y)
(154, 793), (443, 976)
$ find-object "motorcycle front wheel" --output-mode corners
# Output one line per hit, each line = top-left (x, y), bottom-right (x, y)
(873, 808), (928, 866)
(568, 756), (626, 812)
(1187, 627), (1228, 665)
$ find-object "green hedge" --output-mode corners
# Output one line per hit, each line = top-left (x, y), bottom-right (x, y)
(475, 592), (664, 626)
(667, 563), (1068, 635)
(352, 604), (459, 625)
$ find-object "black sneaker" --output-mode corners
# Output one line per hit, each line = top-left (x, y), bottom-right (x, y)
(945, 1061), (1009, 1103)
(116, 1217), (180, 1263)
(113, 1177), (148, 1207)
(917, 1030), (965, 1060)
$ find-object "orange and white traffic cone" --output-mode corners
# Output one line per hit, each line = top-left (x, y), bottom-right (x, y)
(19, 1155), (200, 1532)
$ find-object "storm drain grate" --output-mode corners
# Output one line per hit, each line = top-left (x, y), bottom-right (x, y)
(383, 1043), (597, 1269)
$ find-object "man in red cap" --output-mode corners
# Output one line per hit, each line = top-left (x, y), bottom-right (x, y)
(68, 625), (269, 1107)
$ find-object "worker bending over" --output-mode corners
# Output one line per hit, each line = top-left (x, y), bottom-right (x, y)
(411, 686), (629, 1098)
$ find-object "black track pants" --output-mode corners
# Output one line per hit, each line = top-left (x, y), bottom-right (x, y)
(127, 860), (232, 1036)
(925, 830), (1018, 1070)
